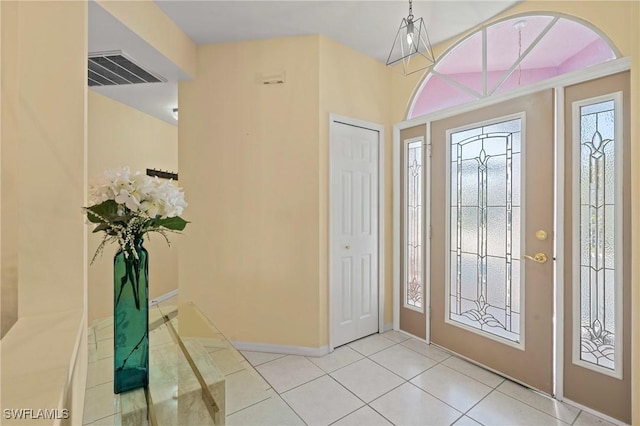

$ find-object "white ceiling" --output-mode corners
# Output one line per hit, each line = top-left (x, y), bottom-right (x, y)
(89, 1), (520, 125)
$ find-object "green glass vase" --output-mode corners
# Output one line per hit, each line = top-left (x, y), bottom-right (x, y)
(113, 238), (149, 394)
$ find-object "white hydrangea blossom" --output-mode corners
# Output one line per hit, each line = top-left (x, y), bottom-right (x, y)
(89, 167), (187, 219)
(86, 167), (188, 261)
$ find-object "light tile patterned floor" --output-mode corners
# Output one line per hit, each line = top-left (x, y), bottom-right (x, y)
(84, 325), (621, 426)
(234, 331), (620, 426)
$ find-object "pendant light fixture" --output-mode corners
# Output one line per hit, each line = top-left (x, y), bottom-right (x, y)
(386, 0), (435, 76)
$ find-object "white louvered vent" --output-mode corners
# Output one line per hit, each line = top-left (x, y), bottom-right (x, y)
(88, 51), (166, 86)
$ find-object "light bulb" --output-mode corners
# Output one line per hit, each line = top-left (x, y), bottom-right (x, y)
(406, 20), (415, 46)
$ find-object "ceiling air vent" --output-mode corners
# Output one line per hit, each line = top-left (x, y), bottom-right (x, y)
(88, 51), (166, 87)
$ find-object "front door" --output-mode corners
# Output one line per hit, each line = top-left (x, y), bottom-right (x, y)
(430, 90), (555, 393)
(330, 120), (380, 348)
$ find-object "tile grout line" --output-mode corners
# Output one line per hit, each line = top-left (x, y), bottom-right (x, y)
(460, 385), (502, 425)
(362, 342), (500, 424)
(356, 339), (460, 414)
(361, 339), (482, 409)
(273, 384), (310, 426)
(494, 383), (580, 424)
(265, 349), (403, 426)
(320, 374), (371, 425)
(402, 380), (467, 418)
(435, 357), (511, 389)
(570, 410), (583, 426)
(251, 355), (329, 397)
(304, 351), (365, 374)
(223, 357), (308, 426)
(231, 355), (308, 422)
(345, 335), (397, 357)
(490, 388), (579, 425)
(365, 345), (442, 382)
(365, 402), (400, 426)
(271, 371), (328, 395)
(239, 351), (287, 367)
(278, 343), (405, 424)
(225, 394), (272, 417)
(275, 338), (471, 424)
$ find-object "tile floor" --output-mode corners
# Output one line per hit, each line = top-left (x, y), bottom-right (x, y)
(233, 331), (619, 426)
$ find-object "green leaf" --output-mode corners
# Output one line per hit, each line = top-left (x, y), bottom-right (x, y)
(154, 216), (188, 231)
(85, 200), (119, 223)
(92, 223), (111, 233)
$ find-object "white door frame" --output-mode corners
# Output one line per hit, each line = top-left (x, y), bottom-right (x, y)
(329, 114), (385, 352)
(392, 57), (631, 398)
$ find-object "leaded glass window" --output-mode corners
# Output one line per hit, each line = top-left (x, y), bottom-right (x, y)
(405, 140), (423, 311)
(447, 117), (522, 344)
(574, 95), (621, 376)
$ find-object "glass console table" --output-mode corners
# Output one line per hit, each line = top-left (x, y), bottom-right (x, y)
(84, 300), (268, 425)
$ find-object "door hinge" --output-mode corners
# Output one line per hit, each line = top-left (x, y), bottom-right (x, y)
(427, 143), (432, 158)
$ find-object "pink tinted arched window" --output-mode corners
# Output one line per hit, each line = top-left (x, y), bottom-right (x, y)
(409, 15), (618, 118)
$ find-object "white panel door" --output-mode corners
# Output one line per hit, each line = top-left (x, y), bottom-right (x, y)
(331, 121), (379, 348)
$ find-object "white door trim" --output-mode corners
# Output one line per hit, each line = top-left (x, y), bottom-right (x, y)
(393, 126), (401, 330)
(328, 114), (385, 352)
(553, 85), (566, 400)
(425, 123), (432, 343)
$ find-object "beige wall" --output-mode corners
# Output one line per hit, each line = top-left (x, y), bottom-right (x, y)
(179, 35), (395, 349)
(13, 0), (87, 318)
(0, 0), (88, 419)
(88, 91), (179, 322)
(318, 36), (393, 341)
(179, 36), (323, 348)
(389, 1), (639, 421)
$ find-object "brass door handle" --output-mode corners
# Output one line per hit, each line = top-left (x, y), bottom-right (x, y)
(523, 253), (548, 264)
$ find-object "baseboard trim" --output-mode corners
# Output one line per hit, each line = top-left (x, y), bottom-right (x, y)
(230, 341), (330, 358)
(383, 323), (394, 332)
(149, 289), (179, 307)
(561, 398), (628, 426)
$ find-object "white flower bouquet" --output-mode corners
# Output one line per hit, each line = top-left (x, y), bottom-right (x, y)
(85, 167), (188, 260)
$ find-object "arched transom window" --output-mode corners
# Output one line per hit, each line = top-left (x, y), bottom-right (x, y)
(408, 14), (619, 118)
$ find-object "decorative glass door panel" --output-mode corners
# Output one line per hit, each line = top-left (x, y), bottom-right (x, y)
(574, 96), (621, 375)
(399, 127), (427, 340)
(430, 90), (554, 394)
(447, 118), (522, 345)
(405, 140), (423, 311)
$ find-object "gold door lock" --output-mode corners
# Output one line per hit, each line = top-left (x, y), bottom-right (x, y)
(523, 252), (548, 264)
(535, 230), (548, 241)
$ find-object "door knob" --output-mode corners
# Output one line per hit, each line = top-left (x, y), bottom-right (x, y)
(345, 245), (351, 250)
(523, 252), (548, 264)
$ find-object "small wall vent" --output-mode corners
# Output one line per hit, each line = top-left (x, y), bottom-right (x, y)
(88, 51), (166, 86)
